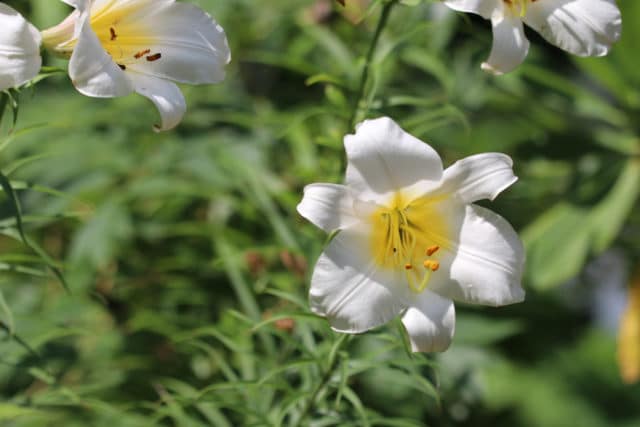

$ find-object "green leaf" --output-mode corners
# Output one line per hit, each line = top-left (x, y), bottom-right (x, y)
(523, 203), (591, 289)
(341, 386), (371, 427)
(306, 73), (345, 87)
(0, 170), (26, 243)
(0, 404), (40, 421)
(589, 159), (640, 253)
(0, 289), (14, 336)
(455, 314), (524, 346)
(69, 198), (133, 270)
(0, 92), (7, 127)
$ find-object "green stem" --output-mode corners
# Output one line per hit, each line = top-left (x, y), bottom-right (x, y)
(294, 334), (349, 427)
(0, 92), (8, 129)
(347, 0), (397, 131)
(0, 321), (42, 361)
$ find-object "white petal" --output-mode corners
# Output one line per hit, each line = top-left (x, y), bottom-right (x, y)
(429, 204), (525, 306)
(0, 4), (42, 90)
(297, 184), (359, 233)
(120, 1), (230, 84)
(127, 73), (186, 132)
(443, 0), (498, 19)
(481, 11), (530, 75)
(91, 0), (164, 9)
(438, 153), (517, 203)
(345, 117), (443, 202)
(524, 0), (621, 57)
(62, 0), (89, 9)
(401, 291), (455, 353)
(68, 8), (133, 97)
(309, 224), (409, 333)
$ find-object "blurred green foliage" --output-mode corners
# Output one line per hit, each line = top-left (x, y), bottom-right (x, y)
(1, 0), (639, 426)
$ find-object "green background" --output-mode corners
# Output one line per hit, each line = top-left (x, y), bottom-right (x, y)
(1, 0), (639, 425)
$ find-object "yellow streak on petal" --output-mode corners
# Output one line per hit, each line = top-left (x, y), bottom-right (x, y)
(90, 2), (157, 64)
(503, 0), (529, 18)
(618, 268), (640, 384)
(43, 0), (158, 63)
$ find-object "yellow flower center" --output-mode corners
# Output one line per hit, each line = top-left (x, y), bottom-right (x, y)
(42, 1), (161, 70)
(504, 0), (535, 17)
(370, 192), (449, 293)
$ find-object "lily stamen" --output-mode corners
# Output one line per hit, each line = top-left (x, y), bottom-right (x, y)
(372, 193), (446, 293)
(423, 259), (440, 272)
(409, 267), (434, 294)
(426, 245), (440, 256)
(518, 0), (528, 17)
(134, 49), (151, 59)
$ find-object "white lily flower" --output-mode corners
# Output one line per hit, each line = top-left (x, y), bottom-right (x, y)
(443, 0), (622, 74)
(41, 0), (231, 131)
(297, 117), (525, 352)
(0, 3), (42, 91)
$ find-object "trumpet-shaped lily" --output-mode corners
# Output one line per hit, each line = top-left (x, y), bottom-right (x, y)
(42, 0), (231, 131)
(444, 0), (622, 74)
(297, 117), (525, 352)
(0, 3), (42, 91)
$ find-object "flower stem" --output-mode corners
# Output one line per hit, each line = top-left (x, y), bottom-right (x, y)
(294, 334), (349, 426)
(347, 0), (397, 131)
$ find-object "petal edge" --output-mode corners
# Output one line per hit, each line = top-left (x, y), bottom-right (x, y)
(310, 225), (409, 333)
(297, 183), (359, 233)
(429, 204), (526, 307)
(525, 0), (622, 57)
(345, 117), (443, 202)
(401, 291), (456, 353)
(482, 11), (530, 74)
(438, 153), (517, 203)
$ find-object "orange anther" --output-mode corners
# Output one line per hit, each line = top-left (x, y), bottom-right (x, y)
(426, 245), (440, 256)
(404, 263), (413, 270)
(146, 53), (162, 62)
(423, 260), (440, 272)
(134, 49), (151, 59)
